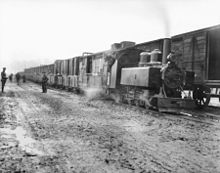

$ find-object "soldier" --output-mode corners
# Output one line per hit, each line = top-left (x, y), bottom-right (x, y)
(54, 73), (59, 88)
(160, 51), (182, 98)
(22, 75), (26, 83)
(15, 73), (21, 85)
(9, 73), (13, 82)
(166, 51), (177, 65)
(42, 72), (48, 93)
(1, 67), (8, 93)
(161, 51), (176, 78)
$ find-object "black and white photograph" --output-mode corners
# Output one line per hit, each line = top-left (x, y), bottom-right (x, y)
(0, 0), (220, 172)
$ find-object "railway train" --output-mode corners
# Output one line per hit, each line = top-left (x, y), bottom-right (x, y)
(23, 24), (220, 110)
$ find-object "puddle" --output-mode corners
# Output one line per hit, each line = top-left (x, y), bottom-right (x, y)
(0, 126), (53, 156)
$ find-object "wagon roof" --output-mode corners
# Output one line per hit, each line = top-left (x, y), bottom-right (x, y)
(134, 38), (169, 48)
(172, 24), (220, 38)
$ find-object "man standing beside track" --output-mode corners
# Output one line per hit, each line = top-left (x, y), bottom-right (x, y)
(1, 67), (8, 93)
(42, 72), (49, 93)
(15, 73), (21, 85)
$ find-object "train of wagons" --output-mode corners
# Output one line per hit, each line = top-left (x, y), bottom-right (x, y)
(23, 24), (220, 110)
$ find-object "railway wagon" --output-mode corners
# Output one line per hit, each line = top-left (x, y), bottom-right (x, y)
(61, 59), (69, 88)
(171, 24), (220, 107)
(53, 60), (63, 88)
(63, 42), (138, 93)
(25, 66), (41, 83)
(47, 64), (55, 86)
(77, 51), (108, 90)
(76, 41), (144, 94)
(24, 64), (54, 84)
(68, 57), (79, 90)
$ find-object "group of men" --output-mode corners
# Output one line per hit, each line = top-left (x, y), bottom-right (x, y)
(1, 67), (48, 93)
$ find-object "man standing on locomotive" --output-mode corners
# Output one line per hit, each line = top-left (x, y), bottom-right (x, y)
(160, 51), (182, 97)
(42, 72), (49, 93)
(166, 51), (177, 65)
(161, 51), (177, 79)
(1, 67), (8, 93)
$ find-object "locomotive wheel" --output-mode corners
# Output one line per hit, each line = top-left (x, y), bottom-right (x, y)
(193, 86), (211, 109)
(134, 100), (139, 106)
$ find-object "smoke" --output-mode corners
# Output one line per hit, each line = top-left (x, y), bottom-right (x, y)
(109, 93), (121, 104)
(154, 0), (170, 37)
(83, 87), (123, 103)
(83, 88), (106, 100)
(142, 0), (171, 38)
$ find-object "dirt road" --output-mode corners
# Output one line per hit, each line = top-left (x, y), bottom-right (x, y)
(0, 82), (220, 173)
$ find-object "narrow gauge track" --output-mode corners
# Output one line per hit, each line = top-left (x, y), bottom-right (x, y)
(135, 105), (220, 126)
(25, 82), (220, 126)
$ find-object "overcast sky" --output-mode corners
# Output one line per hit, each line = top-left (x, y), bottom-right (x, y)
(0, 0), (220, 73)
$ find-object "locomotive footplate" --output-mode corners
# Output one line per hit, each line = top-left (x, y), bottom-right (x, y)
(156, 97), (196, 113)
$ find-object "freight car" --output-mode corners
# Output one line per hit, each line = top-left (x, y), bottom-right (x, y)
(24, 64), (54, 84)
(171, 24), (220, 108)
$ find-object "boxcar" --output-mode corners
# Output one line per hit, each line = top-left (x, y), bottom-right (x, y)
(171, 24), (220, 104)
(68, 57), (79, 90)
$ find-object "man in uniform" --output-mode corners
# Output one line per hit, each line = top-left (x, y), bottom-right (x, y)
(42, 72), (49, 93)
(15, 73), (21, 85)
(9, 73), (13, 82)
(1, 67), (8, 93)
(22, 75), (26, 83)
(54, 73), (58, 88)
(160, 51), (182, 98)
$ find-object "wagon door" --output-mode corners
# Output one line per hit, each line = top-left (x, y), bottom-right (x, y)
(208, 29), (220, 80)
(182, 34), (207, 83)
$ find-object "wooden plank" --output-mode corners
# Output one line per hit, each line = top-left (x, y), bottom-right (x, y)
(196, 36), (206, 41)
(184, 38), (192, 43)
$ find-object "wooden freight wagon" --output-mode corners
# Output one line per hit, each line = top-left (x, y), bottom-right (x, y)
(171, 24), (220, 106)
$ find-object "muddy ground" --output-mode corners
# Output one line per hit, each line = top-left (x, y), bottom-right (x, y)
(0, 82), (220, 173)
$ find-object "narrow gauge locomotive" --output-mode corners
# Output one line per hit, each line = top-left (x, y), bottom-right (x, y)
(107, 39), (196, 111)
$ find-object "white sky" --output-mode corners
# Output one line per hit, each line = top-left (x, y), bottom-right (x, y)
(0, 0), (220, 73)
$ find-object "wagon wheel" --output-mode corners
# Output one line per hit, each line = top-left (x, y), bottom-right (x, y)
(193, 86), (211, 109)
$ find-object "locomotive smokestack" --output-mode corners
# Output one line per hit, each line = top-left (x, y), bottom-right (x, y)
(162, 38), (171, 65)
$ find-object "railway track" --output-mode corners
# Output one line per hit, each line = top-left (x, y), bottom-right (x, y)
(20, 82), (220, 127)
(121, 101), (220, 126)
(158, 107), (220, 127)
